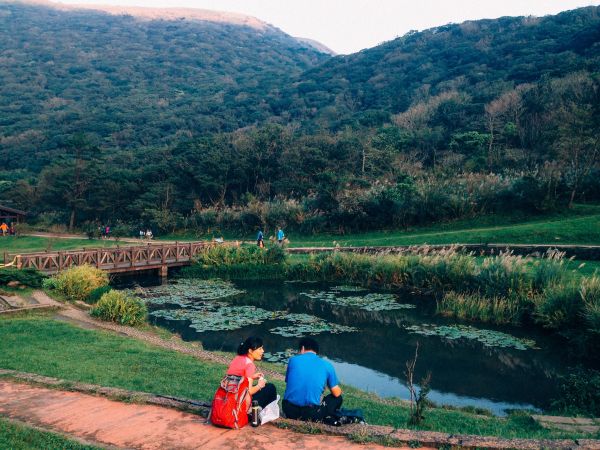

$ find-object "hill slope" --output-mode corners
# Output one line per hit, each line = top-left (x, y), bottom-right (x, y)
(0, 1), (328, 170)
(286, 7), (600, 129)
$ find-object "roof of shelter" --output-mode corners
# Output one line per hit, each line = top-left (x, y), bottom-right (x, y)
(0, 204), (27, 215)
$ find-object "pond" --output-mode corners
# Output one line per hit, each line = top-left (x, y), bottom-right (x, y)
(132, 277), (591, 415)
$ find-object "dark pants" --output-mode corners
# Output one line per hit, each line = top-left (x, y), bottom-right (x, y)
(252, 383), (277, 409)
(282, 394), (343, 422)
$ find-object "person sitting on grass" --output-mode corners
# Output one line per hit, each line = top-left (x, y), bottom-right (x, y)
(227, 336), (277, 411)
(282, 337), (343, 424)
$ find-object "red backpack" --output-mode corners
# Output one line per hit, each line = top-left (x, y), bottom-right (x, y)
(209, 374), (250, 429)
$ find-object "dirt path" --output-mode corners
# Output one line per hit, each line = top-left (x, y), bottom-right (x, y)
(0, 380), (409, 450)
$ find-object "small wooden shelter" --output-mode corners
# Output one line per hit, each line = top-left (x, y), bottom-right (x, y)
(0, 204), (26, 224)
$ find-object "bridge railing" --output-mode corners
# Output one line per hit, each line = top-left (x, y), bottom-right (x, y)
(2, 242), (212, 274)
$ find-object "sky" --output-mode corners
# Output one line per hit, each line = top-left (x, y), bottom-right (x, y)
(55, 0), (600, 54)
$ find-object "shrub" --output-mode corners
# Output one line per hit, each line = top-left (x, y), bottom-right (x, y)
(0, 268), (45, 287)
(86, 285), (112, 305)
(534, 281), (582, 329)
(194, 245), (286, 267)
(51, 265), (109, 302)
(438, 291), (524, 325)
(551, 367), (600, 417)
(580, 276), (600, 334)
(90, 290), (147, 326)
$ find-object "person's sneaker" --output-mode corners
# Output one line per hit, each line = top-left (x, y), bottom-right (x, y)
(322, 416), (342, 426)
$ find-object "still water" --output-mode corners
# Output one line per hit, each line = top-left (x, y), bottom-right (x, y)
(134, 278), (588, 415)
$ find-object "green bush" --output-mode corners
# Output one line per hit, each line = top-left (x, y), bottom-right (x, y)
(438, 291), (524, 325)
(90, 290), (147, 326)
(51, 265), (109, 302)
(551, 367), (600, 417)
(580, 276), (600, 334)
(0, 268), (45, 287)
(86, 285), (113, 305)
(534, 281), (582, 329)
(194, 245), (287, 267)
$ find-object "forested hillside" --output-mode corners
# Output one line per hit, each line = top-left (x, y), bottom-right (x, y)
(0, 1), (327, 171)
(1, 2), (599, 234)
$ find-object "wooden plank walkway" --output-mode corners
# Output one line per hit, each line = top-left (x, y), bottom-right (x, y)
(3, 242), (211, 275)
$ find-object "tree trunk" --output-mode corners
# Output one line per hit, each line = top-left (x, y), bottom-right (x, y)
(69, 207), (76, 230)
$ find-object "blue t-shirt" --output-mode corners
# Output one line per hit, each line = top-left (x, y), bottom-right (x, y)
(277, 229), (284, 240)
(284, 352), (339, 407)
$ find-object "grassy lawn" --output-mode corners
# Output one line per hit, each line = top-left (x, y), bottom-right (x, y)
(159, 205), (600, 247)
(287, 212), (600, 247)
(0, 311), (594, 440)
(0, 236), (122, 256)
(0, 418), (100, 450)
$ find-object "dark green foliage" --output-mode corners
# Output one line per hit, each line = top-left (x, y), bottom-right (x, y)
(86, 285), (112, 305)
(0, 268), (45, 287)
(551, 367), (600, 417)
(1, 3), (599, 233)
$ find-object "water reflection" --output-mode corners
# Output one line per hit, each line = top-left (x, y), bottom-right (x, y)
(328, 359), (539, 415)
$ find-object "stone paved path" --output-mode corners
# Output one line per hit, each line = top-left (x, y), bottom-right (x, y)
(0, 380), (425, 450)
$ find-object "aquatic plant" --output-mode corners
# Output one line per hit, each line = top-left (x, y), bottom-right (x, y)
(300, 289), (415, 311)
(136, 279), (245, 307)
(404, 323), (538, 350)
(437, 291), (524, 325)
(151, 304), (285, 332)
(262, 349), (295, 364)
(269, 313), (357, 337)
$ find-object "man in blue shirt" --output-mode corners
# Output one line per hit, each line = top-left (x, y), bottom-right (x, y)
(283, 337), (343, 422)
(277, 227), (285, 245)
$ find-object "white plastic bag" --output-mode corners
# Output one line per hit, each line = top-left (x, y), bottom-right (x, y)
(259, 395), (280, 425)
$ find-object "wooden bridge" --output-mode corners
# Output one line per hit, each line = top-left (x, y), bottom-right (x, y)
(2, 242), (212, 277)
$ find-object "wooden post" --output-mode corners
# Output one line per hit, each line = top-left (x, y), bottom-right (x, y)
(161, 245), (166, 265)
(58, 252), (63, 271)
(16, 255), (22, 270)
(159, 265), (168, 284)
(175, 241), (179, 262)
(96, 249), (101, 269)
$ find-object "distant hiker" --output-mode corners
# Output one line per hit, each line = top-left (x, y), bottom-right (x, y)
(277, 227), (285, 246)
(257, 229), (264, 247)
(9, 223), (15, 236)
(139, 229), (145, 239)
(282, 337), (343, 424)
(0, 222), (7, 236)
(145, 229), (153, 240)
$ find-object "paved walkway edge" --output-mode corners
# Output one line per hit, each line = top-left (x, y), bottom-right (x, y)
(1, 369), (598, 449)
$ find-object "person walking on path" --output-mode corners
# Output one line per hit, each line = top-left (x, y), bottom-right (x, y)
(282, 337), (343, 423)
(0, 222), (8, 236)
(257, 229), (264, 248)
(277, 227), (285, 246)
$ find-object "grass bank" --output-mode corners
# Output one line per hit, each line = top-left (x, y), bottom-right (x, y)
(0, 236), (120, 255)
(0, 417), (100, 450)
(0, 312), (592, 440)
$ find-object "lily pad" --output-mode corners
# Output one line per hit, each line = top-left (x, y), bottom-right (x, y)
(262, 349), (295, 364)
(133, 279), (245, 307)
(300, 290), (415, 312)
(269, 313), (357, 338)
(404, 324), (538, 350)
(151, 304), (286, 333)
